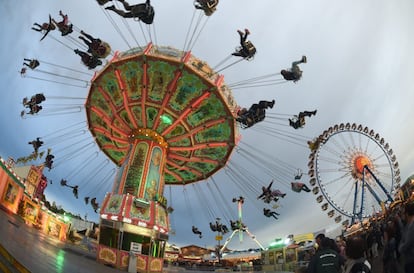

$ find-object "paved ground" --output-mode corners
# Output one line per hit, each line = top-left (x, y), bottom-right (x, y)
(0, 208), (123, 273)
(369, 248), (404, 273)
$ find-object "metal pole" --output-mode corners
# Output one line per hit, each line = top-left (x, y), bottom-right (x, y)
(363, 165), (394, 202)
(216, 218), (221, 264)
(351, 180), (359, 225)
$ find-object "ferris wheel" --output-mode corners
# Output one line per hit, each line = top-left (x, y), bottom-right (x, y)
(307, 123), (401, 225)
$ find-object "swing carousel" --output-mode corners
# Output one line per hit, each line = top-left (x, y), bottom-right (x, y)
(87, 43), (240, 270)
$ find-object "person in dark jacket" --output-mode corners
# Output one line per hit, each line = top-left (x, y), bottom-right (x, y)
(307, 237), (341, 273)
(398, 201), (414, 273)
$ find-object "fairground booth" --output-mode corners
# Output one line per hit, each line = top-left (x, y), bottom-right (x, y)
(0, 157), (25, 214)
(0, 157), (69, 241)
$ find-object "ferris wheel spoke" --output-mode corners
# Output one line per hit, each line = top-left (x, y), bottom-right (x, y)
(320, 172), (350, 187)
(331, 176), (354, 198)
(374, 162), (392, 169)
(318, 168), (348, 175)
(319, 144), (344, 158)
(325, 136), (347, 154)
(337, 131), (351, 151)
(348, 131), (358, 151)
(363, 134), (372, 154)
(340, 179), (355, 212)
(372, 167), (392, 177)
(357, 132), (364, 151)
(316, 155), (343, 165)
(372, 151), (386, 162)
(367, 141), (384, 159)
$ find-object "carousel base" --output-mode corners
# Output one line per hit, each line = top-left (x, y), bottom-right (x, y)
(97, 244), (164, 273)
(98, 193), (169, 273)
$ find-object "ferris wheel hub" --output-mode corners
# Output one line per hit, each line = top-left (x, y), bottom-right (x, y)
(353, 155), (373, 179)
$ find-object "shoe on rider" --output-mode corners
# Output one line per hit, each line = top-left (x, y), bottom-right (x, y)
(301, 55), (307, 63)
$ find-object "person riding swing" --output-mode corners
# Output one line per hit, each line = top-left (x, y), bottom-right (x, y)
(289, 110), (317, 129)
(281, 56), (307, 82)
(23, 59), (40, 70)
(236, 100), (275, 128)
(232, 29), (257, 60)
(106, 0), (155, 24)
(194, 0), (219, 16)
(78, 30), (111, 58)
(74, 49), (103, 69)
(51, 10), (73, 36)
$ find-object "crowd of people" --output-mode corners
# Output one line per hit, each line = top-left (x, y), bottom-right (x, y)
(296, 200), (414, 273)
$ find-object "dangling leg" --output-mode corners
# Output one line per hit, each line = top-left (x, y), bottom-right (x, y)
(80, 30), (96, 42)
(243, 28), (250, 41)
(302, 184), (311, 192)
(118, 0), (132, 11)
(291, 56), (306, 69)
(298, 110), (317, 119)
(31, 23), (43, 32)
(194, 0), (203, 10)
(97, 0), (110, 5)
(58, 10), (69, 25)
(301, 55), (307, 63)
(236, 30), (244, 44)
(232, 51), (243, 57)
(74, 49), (89, 59)
(79, 36), (92, 48)
(106, 5), (134, 18)
(257, 100), (275, 109)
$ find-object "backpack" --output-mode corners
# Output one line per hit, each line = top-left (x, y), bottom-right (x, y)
(350, 262), (371, 273)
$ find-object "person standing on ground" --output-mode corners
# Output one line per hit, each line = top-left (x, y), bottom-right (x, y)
(307, 237), (341, 273)
(382, 224), (399, 273)
(398, 201), (414, 273)
(343, 236), (371, 273)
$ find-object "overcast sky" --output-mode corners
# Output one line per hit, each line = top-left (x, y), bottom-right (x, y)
(1, 0), (414, 250)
